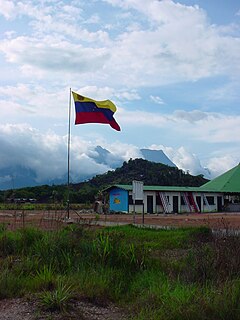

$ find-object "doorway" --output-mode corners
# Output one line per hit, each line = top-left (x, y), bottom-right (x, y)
(217, 196), (223, 212)
(147, 196), (153, 214)
(196, 196), (201, 212)
(173, 196), (179, 213)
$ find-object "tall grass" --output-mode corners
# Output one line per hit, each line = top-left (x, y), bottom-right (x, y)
(0, 224), (239, 319)
(92, 231), (147, 271)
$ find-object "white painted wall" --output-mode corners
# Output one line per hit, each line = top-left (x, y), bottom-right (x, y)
(128, 190), (223, 214)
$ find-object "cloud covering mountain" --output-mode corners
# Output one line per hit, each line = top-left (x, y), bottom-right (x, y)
(0, 124), (238, 190)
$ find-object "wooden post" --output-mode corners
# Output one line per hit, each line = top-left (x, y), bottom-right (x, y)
(133, 199), (136, 224)
(22, 210), (25, 228)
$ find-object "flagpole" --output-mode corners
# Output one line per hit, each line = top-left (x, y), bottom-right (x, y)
(67, 87), (72, 219)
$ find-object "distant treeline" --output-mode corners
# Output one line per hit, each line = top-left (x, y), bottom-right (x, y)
(0, 159), (208, 204)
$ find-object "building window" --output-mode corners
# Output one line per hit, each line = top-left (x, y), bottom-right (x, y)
(156, 194), (162, 205)
(128, 195), (133, 205)
(180, 196), (185, 205)
(205, 196), (215, 205)
(129, 195), (143, 205)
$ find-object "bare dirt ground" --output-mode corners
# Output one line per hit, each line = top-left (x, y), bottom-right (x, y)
(96, 212), (240, 230)
(1, 210), (240, 230)
(0, 210), (239, 319)
(0, 297), (127, 320)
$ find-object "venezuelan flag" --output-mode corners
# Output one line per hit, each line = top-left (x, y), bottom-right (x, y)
(72, 91), (121, 131)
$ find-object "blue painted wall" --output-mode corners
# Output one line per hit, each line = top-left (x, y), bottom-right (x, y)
(109, 188), (128, 212)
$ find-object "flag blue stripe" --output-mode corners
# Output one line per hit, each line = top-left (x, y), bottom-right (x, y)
(75, 101), (114, 121)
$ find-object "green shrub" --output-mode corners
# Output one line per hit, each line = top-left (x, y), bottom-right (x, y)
(0, 269), (27, 298)
(39, 279), (74, 312)
(72, 266), (126, 302)
(35, 265), (56, 291)
(91, 230), (147, 272)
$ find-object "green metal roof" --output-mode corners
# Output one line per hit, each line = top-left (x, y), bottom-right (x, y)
(199, 163), (240, 193)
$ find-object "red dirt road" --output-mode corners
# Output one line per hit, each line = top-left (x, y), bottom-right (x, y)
(96, 212), (240, 230)
(0, 210), (240, 230)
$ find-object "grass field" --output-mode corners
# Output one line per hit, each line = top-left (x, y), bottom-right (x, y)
(0, 223), (239, 319)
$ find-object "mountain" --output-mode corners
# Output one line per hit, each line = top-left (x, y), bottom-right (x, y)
(140, 149), (176, 167)
(84, 158), (207, 189)
(93, 146), (176, 168)
(92, 146), (123, 168)
(92, 146), (111, 165)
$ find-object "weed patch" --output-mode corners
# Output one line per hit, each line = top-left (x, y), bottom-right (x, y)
(39, 279), (74, 312)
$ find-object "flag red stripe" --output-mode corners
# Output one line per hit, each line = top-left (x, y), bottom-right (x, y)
(75, 112), (120, 131)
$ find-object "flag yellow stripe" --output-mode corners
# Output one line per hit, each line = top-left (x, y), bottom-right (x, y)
(72, 91), (116, 113)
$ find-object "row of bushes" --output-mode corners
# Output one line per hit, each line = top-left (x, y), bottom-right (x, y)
(0, 203), (93, 211)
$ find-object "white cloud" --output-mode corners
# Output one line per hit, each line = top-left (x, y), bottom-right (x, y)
(72, 86), (115, 101)
(118, 108), (240, 144)
(1, 0), (240, 87)
(173, 110), (210, 122)
(103, 0), (240, 86)
(149, 144), (211, 178)
(0, 84), (68, 119)
(0, 123), (142, 186)
(75, 86), (140, 102)
(104, 142), (142, 161)
(0, 36), (110, 75)
(1, 82), (239, 147)
(147, 144), (240, 179)
(115, 90), (140, 101)
(84, 14), (100, 24)
(4, 30), (16, 39)
(0, 124), (112, 184)
(119, 109), (168, 126)
(207, 155), (238, 178)
(186, 114), (240, 143)
(150, 95), (165, 105)
(0, 0), (15, 19)
(0, 0), (110, 45)
(0, 124), (143, 186)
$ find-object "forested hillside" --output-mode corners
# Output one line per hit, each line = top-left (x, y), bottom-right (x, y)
(0, 159), (208, 204)
(87, 158), (207, 187)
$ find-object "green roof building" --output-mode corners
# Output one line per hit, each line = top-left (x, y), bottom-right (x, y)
(200, 163), (240, 193)
(104, 164), (240, 214)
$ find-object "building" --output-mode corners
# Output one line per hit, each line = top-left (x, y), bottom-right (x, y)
(104, 163), (240, 214)
(199, 163), (240, 212)
(106, 185), (222, 214)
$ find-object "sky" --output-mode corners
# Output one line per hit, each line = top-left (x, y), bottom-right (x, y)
(0, 0), (240, 188)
